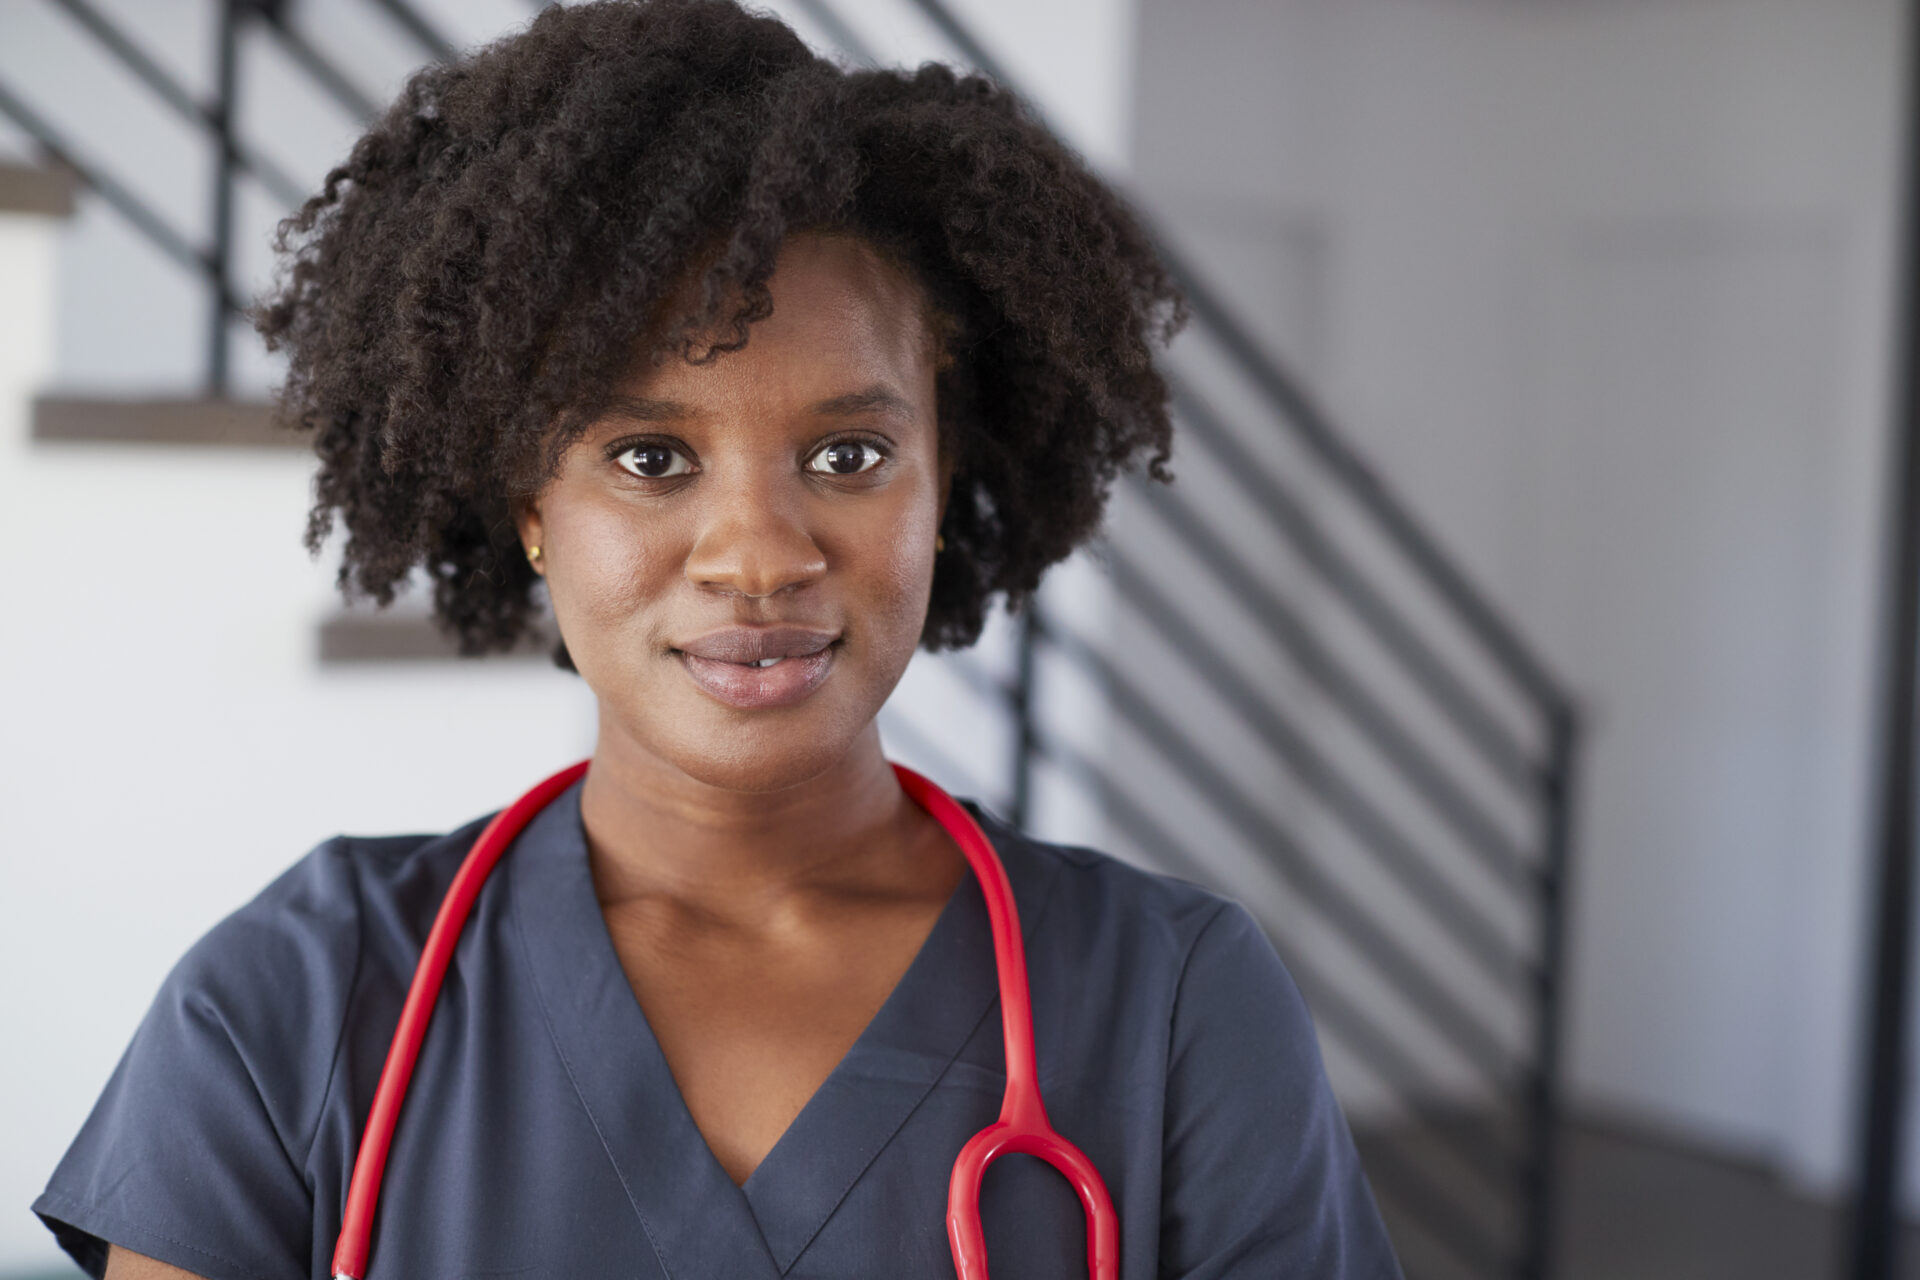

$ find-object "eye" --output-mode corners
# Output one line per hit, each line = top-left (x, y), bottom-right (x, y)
(806, 440), (885, 476)
(617, 442), (694, 479)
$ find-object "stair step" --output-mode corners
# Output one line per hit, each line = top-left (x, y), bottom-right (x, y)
(318, 611), (554, 665)
(0, 160), (78, 218)
(30, 395), (296, 447)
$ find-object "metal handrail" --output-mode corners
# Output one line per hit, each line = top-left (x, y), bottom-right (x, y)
(1118, 486), (1538, 892)
(1147, 230), (1576, 719)
(1034, 612), (1522, 1090)
(1165, 375), (1543, 791)
(1105, 541), (1533, 987)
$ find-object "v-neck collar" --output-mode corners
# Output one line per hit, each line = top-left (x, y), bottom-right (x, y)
(506, 774), (1064, 1278)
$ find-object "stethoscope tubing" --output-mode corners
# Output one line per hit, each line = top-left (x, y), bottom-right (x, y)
(328, 757), (1117, 1280)
(891, 765), (1120, 1278)
(331, 759), (589, 1279)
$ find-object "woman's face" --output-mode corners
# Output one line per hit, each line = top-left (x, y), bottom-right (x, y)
(516, 232), (949, 793)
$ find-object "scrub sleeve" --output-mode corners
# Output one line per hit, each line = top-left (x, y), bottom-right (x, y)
(31, 803), (1402, 1279)
(33, 838), (366, 1280)
(1157, 901), (1394, 1277)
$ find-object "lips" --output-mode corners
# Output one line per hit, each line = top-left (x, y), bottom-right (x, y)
(672, 625), (840, 709)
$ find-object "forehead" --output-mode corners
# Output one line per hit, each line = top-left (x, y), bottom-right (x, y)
(621, 231), (938, 409)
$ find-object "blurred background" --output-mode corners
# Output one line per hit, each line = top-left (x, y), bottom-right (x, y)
(1, 0), (1915, 1277)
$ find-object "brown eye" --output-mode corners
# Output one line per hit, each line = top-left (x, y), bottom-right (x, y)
(619, 443), (692, 479)
(807, 441), (883, 475)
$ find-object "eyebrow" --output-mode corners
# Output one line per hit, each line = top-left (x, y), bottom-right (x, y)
(597, 383), (918, 424)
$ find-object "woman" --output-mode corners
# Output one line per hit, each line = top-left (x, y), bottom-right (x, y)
(32, 2), (1403, 1277)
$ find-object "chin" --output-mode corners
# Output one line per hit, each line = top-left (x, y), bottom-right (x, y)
(666, 741), (853, 795)
(654, 706), (872, 795)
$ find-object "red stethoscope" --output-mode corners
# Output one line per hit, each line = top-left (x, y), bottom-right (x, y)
(328, 757), (1118, 1279)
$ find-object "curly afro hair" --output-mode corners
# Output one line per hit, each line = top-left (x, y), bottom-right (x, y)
(250, 0), (1187, 670)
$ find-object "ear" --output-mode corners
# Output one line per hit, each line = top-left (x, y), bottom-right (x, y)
(512, 496), (545, 575)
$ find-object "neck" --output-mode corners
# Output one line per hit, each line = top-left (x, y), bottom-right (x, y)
(578, 718), (939, 923)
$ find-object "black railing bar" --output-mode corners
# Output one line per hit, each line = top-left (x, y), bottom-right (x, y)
(207, 0), (241, 396)
(1126, 483), (1540, 891)
(1151, 233), (1574, 719)
(1032, 614), (1522, 1091)
(1030, 716), (1526, 1196)
(1164, 375), (1539, 791)
(786, 0), (883, 68)
(364, 0), (459, 63)
(44, 0), (308, 208)
(0, 76), (247, 315)
(253, 7), (381, 122)
(898, 0), (1573, 720)
(1516, 705), (1579, 1280)
(1107, 541), (1535, 985)
(1007, 608), (1039, 831)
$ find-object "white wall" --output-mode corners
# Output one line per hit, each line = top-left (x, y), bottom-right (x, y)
(1129, 0), (1905, 1209)
(0, 0), (1139, 1272)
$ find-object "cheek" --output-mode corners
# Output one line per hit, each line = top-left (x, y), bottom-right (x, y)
(859, 499), (940, 650)
(546, 498), (684, 645)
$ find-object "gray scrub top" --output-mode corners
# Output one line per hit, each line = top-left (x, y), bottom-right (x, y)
(34, 775), (1403, 1279)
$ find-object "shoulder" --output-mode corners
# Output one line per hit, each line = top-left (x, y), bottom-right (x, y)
(971, 802), (1242, 942)
(33, 814), (499, 1280)
(164, 818), (484, 1021)
(966, 802), (1276, 1016)
(969, 804), (1332, 1087)
(965, 822), (1403, 1275)
(185, 800), (503, 963)
(120, 815), (496, 1139)
(98, 806), (505, 1164)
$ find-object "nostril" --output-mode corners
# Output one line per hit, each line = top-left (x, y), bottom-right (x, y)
(683, 524), (829, 599)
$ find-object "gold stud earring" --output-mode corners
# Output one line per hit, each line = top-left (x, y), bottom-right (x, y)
(527, 545), (542, 565)
(936, 534), (946, 553)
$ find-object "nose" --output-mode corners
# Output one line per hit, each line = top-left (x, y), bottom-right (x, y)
(683, 476), (828, 599)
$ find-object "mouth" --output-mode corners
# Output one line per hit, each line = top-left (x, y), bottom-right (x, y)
(671, 625), (841, 710)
